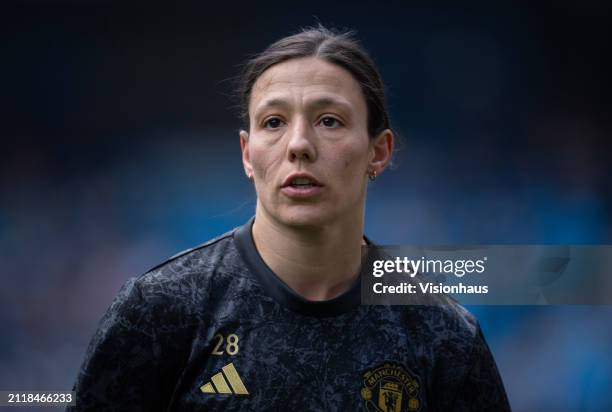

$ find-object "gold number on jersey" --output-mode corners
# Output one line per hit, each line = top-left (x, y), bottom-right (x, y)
(211, 333), (240, 356)
(226, 334), (239, 355)
(211, 334), (225, 355)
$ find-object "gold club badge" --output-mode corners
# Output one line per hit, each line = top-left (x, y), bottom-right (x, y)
(361, 362), (421, 412)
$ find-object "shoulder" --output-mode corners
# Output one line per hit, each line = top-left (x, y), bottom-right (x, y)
(145, 226), (238, 275)
(113, 224), (252, 320)
(138, 226), (248, 288)
(401, 299), (479, 351)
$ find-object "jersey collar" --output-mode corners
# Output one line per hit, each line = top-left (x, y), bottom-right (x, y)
(234, 216), (376, 318)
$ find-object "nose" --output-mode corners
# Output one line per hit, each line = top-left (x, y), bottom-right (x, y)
(286, 116), (317, 162)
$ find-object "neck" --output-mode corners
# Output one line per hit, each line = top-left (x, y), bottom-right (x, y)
(252, 206), (365, 301)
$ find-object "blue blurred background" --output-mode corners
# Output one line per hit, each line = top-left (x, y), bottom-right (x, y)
(2, 1), (611, 410)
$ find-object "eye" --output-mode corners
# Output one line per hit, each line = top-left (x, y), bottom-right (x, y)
(319, 116), (343, 128)
(263, 117), (284, 129)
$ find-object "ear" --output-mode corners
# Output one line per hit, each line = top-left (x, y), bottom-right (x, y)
(368, 128), (394, 175)
(240, 130), (253, 179)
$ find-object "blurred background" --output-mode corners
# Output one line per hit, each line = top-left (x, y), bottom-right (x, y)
(2, 1), (611, 410)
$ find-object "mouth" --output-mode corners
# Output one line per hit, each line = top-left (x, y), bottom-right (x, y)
(286, 177), (320, 189)
(281, 174), (323, 189)
(281, 174), (324, 199)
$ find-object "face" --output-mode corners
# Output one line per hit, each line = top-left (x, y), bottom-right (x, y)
(240, 57), (392, 228)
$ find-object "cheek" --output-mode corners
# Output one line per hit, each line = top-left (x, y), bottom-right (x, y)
(249, 140), (282, 182)
(333, 142), (369, 176)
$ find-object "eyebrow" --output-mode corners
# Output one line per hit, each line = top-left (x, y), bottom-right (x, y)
(253, 96), (352, 118)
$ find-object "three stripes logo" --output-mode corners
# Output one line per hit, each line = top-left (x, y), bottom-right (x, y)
(200, 362), (249, 395)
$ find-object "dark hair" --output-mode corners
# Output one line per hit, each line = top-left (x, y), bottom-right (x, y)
(236, 25), (391, 138)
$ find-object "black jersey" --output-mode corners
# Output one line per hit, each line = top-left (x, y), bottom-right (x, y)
(69, 217), (511, 411)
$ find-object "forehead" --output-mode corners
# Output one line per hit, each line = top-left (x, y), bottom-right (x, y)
(249, 57), (366, 114)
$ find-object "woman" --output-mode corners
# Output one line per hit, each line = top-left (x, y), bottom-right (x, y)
(70, 26), (511, 411)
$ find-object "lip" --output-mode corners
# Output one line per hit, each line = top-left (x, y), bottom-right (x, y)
(280, 172), (324, 200)
(281, 172), (323, 188)
(281, 185), (324, 199)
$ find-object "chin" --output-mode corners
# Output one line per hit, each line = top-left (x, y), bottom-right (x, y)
(276, 206), (333, 229)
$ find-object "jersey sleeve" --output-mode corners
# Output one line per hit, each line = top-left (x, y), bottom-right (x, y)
(448, 325), (512, 411)
(67, 277), (176, 412)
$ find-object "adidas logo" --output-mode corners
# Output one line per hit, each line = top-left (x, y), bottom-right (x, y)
(200, 362), (249, 395)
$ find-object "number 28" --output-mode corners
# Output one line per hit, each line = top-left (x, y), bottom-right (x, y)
(211, 333), (239, 356)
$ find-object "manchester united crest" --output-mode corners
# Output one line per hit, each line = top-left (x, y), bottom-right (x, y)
(361, 362), (422, 412)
